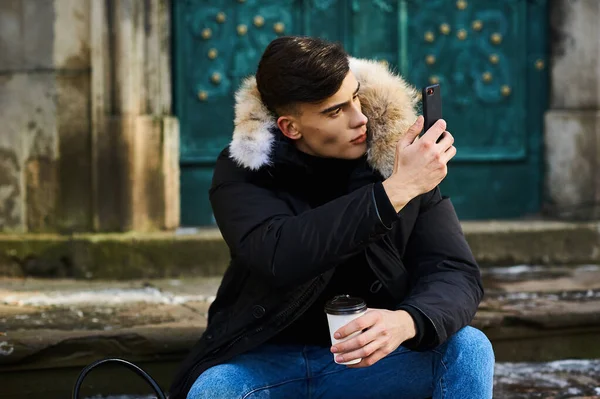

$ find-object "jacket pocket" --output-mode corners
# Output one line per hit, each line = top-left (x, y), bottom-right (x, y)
(365, 237), (409, 304)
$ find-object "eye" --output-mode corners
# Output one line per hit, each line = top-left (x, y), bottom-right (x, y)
(330, 108), (342, 117)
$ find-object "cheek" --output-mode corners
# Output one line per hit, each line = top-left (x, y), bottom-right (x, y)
(321, 119), (350, 146)
(307, 125), (339, 146)
(321, 133), (338, 146)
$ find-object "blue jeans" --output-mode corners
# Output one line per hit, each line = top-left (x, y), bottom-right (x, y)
(187, 326), (494, 399)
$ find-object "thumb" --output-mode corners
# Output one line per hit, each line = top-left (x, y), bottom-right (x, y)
(402, 116), (424, 148)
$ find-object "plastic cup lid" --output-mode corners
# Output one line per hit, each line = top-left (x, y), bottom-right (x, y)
(324, 295), (367, 315)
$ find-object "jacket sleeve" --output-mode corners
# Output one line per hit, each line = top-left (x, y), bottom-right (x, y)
(399, 187), (484, 350)
(209, 153), (399, 287)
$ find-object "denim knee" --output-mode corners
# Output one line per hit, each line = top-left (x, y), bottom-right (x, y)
(186, 364), (254, 399)
(442, 326), (495, 368)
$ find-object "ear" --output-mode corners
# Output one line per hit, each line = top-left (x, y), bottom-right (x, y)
(277, 116), (302, 141)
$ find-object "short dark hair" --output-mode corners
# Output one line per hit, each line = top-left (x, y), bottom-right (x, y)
(256, 36), (349, 116)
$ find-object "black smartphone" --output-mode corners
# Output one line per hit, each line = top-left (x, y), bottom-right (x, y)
(422, 84), (443, 141)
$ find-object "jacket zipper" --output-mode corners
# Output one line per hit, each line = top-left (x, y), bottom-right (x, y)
(273, 278), (321, 323)
(180, 278), (321, 394)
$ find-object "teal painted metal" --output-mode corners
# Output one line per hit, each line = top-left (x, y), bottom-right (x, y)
(398, 0), (548, 219)
(174, 0), (549, 225)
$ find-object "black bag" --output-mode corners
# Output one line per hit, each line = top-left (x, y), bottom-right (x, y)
(72, 358), (167, 399)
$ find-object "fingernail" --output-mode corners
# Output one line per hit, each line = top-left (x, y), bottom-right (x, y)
(334, 333), (341, 339)
(336, 356), (344, 362)
(331, 346), (338, 353)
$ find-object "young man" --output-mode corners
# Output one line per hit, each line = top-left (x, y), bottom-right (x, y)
(170, 36), (494, 399)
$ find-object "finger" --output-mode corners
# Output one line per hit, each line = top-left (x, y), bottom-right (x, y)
(436, 130), (454, 150)
(441, 145), (457, 163)
(331, 327), (380, 354)
(402, 116), (424, 147)
(335, 338), (382, 364)
(421, 119), (447, 143)
(334, 310), (379, 340)
(346, 348), (389, 369)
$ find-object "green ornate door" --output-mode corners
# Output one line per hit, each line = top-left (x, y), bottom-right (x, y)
(174, 0), (549, 226)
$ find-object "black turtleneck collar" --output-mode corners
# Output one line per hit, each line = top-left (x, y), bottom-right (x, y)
(270, 131), (368, 175)
(267, 131), (381, 205)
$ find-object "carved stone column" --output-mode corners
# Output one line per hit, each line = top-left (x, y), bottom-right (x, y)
(545, 0), (600, 220)
(91, 0), (179, 231)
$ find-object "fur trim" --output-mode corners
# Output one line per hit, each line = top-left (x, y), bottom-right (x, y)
(229, 77), (277, 170)
(229, 57), (419, 177)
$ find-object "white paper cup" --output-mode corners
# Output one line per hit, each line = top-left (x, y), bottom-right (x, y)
(324, 295), (367, 365)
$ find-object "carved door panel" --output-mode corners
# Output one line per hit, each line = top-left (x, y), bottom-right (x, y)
(174, 0), (301, 225)
(175, 0), (548, 225)
(400, 0), (548, 218)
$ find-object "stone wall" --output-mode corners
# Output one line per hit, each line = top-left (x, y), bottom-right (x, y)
(545, 0), (600, 220)
(0, 0), (179, 233)
(0, 0), (91, 233)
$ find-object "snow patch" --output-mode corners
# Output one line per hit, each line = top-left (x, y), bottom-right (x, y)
(0, 341), (14, 356)
(2, 287), (216, 307)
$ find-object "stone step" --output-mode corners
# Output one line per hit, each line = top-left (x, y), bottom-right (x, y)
(68, 360), (600, 399)
(494, 360), (600, 398)
(1, 264), (600, 398)
(477, 264), (600, 363)
(2, 220), (600, 279)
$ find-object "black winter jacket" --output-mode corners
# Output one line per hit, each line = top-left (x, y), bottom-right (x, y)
(169, 58), (483, 399)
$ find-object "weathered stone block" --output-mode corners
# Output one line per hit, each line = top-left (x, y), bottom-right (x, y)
(17, 74), (59, 233)
(132, 116), (180, 231)
(13, 74), (58, 161)
(94, 115), (180, 232)
(132, 117), (164, 232)
(95, 115), (135, 232)
(56, 73), (92, 232)
(26, 157), (58, 232)
(0, 75), (25, 153)
(550, 0), (600, 109)
(0, 148), (22, 232)
(0, 0), (24, 71)
(22, 0), (55, 70)
(0, 72), (59, 232)
(0, 70), (92, 233)
(0, 74), (25, 232)
(163, 117), (180, 230)
(544, 110), (600, 219)
(53, 0), (90, 70)
(0, 0), (90, 72)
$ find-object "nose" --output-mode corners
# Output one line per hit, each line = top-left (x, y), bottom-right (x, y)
(350, 102), (368, 129)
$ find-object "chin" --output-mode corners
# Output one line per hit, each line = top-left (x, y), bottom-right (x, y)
(344, 143), (368, 159)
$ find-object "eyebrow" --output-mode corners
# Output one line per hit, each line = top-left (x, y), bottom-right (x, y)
(319, 83), (361, 114)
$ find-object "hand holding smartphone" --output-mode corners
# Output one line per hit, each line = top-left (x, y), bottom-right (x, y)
(382, 83), (456, 212)
(422, 84), (444, 142)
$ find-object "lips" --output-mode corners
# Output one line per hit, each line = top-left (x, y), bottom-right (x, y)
(350, 133), (367, 144)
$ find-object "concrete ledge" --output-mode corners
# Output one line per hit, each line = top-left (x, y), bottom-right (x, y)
(462, 220), (600, 266)
(0, 230), (229, 279)
(1, 266), (600, 369)
(1, 265), (600, 398)
(1, 221), (600, 279)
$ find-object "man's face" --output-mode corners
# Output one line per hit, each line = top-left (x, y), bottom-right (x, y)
(277, 72), (369, 159)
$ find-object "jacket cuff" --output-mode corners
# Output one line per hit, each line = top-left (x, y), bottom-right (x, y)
(397, 305), (434, 351)
(372, 182), (399, 229)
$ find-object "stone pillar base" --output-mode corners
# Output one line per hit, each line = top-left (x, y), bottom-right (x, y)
(94, 115), (179, 232)
(544, 110), (600, 220)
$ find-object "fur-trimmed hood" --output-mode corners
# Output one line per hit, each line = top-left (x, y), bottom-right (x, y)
(229, 58), (420, 178)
